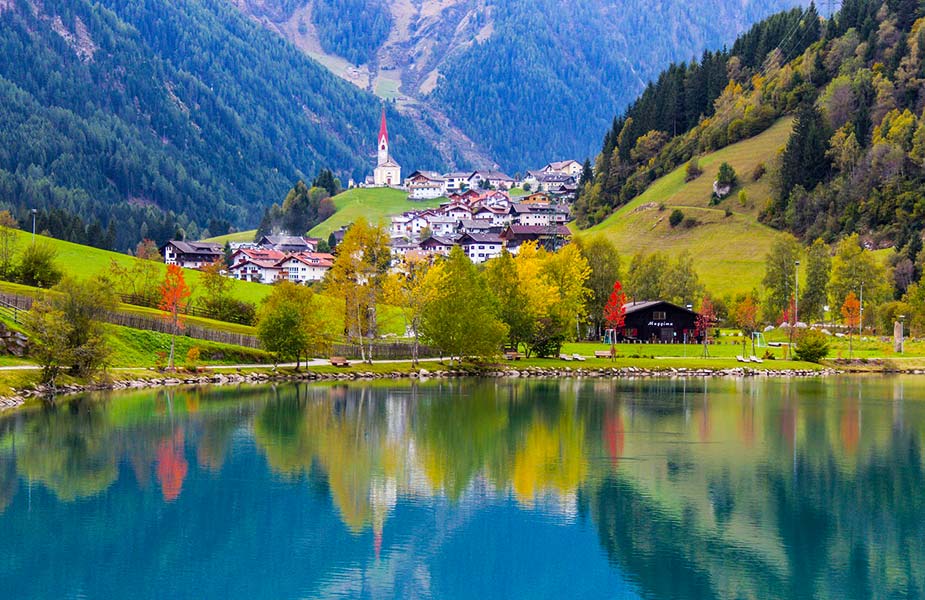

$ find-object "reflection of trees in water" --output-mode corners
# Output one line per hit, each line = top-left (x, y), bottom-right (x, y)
(0, 452), (17, 513)
(583, 395), (925, 600)
(15, 399), (120, 501)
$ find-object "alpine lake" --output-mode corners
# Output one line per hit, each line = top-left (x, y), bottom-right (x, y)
(0, 375), (922, 599)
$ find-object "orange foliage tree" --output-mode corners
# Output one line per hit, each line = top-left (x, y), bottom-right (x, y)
(603, 280), (626, 360)
(159, 264), (191, 370)
(841, 291), (861, 358)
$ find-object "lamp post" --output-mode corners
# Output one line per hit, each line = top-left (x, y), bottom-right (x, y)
(899, 314), (906, 354)
(30, 208), (37, 244)
(794, 260), (800, 326)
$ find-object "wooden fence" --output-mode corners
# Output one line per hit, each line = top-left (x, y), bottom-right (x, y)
(1, 291), (440, 358)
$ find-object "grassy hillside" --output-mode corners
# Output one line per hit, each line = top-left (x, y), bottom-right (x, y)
(204, 230), (256, 244)
(580, 118), (794, 297)
(308, 187), (446, 238)
(11, 230), (272, 306)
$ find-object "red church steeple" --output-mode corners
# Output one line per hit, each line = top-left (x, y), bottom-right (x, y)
(378, 108), (389, 145)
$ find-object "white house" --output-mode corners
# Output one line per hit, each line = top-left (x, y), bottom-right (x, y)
(458, 233), (504, 264)
(276, 253), (335, 283)
(161, 241), (223, 269)
(542, 160), (583, 178)
(443, 172), (475, 193)
(424, 215), (457, 237)
(229, 258), (282, 284)
(406, 171), (446, 200)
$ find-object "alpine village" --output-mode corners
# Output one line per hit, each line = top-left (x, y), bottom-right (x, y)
(1, 1), (925, 598)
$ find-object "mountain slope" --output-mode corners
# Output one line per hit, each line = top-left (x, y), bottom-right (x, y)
(229, 0), (809, 172)
(0, 0), (442, 251)
(581, 118), (795, 296)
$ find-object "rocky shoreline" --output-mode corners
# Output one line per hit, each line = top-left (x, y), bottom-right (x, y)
(0, 364), (840, 413)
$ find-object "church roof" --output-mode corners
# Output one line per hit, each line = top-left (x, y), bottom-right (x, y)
(379, 108), (388, 143)
(377, 158), (400, 168)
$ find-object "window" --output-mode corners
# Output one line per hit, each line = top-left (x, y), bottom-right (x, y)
(653, 311), (667, 320)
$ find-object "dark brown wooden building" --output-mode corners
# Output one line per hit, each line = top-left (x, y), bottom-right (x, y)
(620, 300), (700, 343)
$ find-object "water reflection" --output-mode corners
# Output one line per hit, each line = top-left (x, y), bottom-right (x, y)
(0, 377), (923, 599)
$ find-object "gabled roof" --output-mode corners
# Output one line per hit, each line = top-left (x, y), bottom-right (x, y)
(419, 235), (458, 248)
(444, 171), (477, 179)
(232, 258), (282, 270)
(407, 170), (445, 183)
(377, 158), (401, 168)
(458, 233), (503, 245)
(278, 252), (335, 268)
(501, 224), (572, 237)
(623, 300), (699, 317)
(163, 240), (222, 255)
(545, 160), (580, 171)
(458, 219), (498, 230)
(234, 248), (286, 262)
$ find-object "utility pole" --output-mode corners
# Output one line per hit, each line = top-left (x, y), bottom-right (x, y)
(30, 208), (37, 244)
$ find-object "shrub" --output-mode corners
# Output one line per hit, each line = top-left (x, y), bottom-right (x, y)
(669, 209), (684, 227)
(682, 216), (699, 228)
(738, 189), (748, 206)
(794, 329), (830, 363)
(17, 242), (62, 288)
(685, 157), (703, 181)
(751, 162), (766, 181)
(185, 346), (201, 371)
(724, 207), (733, 217)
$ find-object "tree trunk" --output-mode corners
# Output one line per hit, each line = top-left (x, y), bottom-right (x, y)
(168, 313), (177, 371)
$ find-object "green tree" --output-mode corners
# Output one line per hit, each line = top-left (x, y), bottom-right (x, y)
(778, 103), (832, 211)
(0, 211), (18, 280)
(257, 281), (330, 368)
(573, 237), (621, 338)
(23, 299), (71, 385)
(800, 238), (831, 323)
(25, 276), (117, 382)
(716, 162), (737, 186)
(829, 234), (890, 327)
(17, 242), (62, 288)
(662, 251), (703, 306)
(625, 253), (669, 301)
(762, 235), (802, 321)
(794, 329), (830, 363)
(420, 247), (507, 363)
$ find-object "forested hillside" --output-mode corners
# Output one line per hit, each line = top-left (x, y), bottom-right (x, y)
(577, 0), (925, 258)
(230, 0), (808, 172)
(0, 0), (440, 252)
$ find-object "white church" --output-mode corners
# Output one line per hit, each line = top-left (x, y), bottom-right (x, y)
(373, 108), (401, 187)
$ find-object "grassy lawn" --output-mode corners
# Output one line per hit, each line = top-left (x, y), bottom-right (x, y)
(308, 187), (446, 239)
(579, 118), (795, 297)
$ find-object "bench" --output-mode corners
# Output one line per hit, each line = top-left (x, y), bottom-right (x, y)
(594, 350), (613, 359)
(559, 353), (573, 361)
(504, 351), (524, 361)
(330, 356), (350, 367)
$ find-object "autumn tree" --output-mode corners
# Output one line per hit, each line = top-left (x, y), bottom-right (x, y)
(732, 293), (760, 356)
(324, 218), (391, 363)
(603, 281), (627, 360)
(0, 210), (18, 280)
(159, 265), (191, 371)
(420, 246), (507, 363)
(257, 281), (331, 368)
(841, 291), (861, 358)
(540, 243), (591, 356)
(696, 297), (717, 357)
(135, 239), (161, 261)
(383, 256), (436, 366)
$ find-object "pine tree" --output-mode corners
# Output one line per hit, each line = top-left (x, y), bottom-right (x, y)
(778, 103), (832, 213)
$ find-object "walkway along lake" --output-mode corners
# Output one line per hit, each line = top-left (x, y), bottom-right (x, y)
(0, 376), (922, 599)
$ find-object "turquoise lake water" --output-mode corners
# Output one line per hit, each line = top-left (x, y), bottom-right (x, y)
(0, 377), (923, 599)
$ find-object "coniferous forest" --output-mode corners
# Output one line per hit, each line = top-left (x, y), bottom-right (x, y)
(575, 0), (925, 282)
(0, 0), (440, 251)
